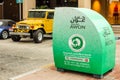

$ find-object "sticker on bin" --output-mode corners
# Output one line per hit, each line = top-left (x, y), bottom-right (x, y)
(69, 34), (85, 52)
(65, 56), (89, 63)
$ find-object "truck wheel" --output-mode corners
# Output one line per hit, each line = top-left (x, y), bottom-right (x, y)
(11, 35), (21, 42)
(1, 30), (8, 39)
(33, 30), (43, 43)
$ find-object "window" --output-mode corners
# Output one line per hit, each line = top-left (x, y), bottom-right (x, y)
(36, 0), (50, 9)
(0, 22), (3, 26)
(8, 21), (15, 26)
(28, 11), (46, 18)
(0, 0), (3, 3)
(0, 21), (8, 26)
(36, 0), (78, 9)
(47, 12), (54, 19)
(56, 0), (78, 7)
(67, 0), (78, 7)
(91, 0), (120, 25)
(108, 1), (120, 24)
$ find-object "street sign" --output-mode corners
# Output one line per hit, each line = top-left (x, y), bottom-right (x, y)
(16, 0), (23, 3)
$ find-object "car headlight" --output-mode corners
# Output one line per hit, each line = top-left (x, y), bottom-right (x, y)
(16, 25), (19, 28)
(26, 26), (30, 29)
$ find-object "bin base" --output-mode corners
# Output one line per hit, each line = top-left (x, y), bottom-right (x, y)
(56, 68), (114, 79)
(93, 74), (103, 79)
(57, 68), (65, 72)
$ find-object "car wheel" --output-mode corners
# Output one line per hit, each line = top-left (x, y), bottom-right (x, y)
(11, 35), (21, 42)
(33, 29), (44, 43)
(1, 30), (8, 39)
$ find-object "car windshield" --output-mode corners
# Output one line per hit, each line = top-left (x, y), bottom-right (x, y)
(28, 11), (46, 18)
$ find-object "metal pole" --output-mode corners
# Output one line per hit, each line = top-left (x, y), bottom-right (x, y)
(19, 3), (21, 20)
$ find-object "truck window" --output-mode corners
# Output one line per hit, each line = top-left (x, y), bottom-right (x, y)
(28, 11), (46, 18)
(47, 12), (54, 19)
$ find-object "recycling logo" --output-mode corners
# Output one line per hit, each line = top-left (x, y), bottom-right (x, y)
(69, 34), (85, 52)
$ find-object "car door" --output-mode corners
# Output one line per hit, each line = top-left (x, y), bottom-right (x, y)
(44, 11), (54, 33)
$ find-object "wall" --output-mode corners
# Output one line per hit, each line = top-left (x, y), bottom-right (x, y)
(22, 0), (91, 19)
(4, 0), (19, 21)
(78, 0), (91, 8)
(23, 0), (36, 19)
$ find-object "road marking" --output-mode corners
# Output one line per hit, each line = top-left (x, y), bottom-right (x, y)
(9, 68), (41, 80)
(9, 63), (54, 80)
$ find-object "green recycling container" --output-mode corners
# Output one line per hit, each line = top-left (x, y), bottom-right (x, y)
(53, 7), (116, 78)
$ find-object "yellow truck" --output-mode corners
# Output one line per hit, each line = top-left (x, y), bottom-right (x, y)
(10, 9), (54, 43)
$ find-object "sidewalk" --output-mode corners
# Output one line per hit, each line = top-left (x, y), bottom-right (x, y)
(10, 40), (120, 80)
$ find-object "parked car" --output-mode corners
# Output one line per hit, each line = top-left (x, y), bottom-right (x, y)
(10, 9), (54, 43)
(0, 19), (15, 39)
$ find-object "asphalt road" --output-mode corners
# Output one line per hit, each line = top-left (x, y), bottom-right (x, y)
(0, 38), (53, 80)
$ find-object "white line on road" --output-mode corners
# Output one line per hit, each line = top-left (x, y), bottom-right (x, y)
(9, 68), (41, 80)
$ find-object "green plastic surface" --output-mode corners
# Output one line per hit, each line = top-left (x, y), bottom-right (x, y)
(53, 7), (116, 75)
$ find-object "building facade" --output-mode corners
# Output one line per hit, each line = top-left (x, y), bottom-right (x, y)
(23, 0), (91, 20)
(0, 1), (3, 19)
(0, 0), (120, 24)
(35, 0), (120, 25)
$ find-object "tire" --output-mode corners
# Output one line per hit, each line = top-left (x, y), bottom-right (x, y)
(33, 29), (44, 43)
(11, 35), (21, 42)
(1, 30), (8, 39)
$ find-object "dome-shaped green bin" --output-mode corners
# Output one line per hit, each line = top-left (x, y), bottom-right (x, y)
(53, 7), (116, 78)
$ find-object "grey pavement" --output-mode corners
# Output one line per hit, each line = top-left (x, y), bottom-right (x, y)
(0, 38), (53, 80)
